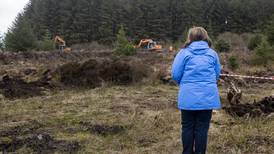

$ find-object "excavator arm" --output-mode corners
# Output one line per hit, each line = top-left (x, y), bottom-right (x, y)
(137, 39), (152, 48)
(54, 36), (66, 46)
(135, 39), (163, 52)
(54, 36), (71, 52)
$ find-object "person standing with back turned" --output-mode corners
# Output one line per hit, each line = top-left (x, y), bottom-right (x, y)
(171, 27), (221, 154)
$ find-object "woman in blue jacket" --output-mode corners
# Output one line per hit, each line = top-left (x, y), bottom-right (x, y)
(172, 27), (221, 154)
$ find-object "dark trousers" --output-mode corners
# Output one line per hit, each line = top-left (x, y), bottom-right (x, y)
(181, 110), (212, 154)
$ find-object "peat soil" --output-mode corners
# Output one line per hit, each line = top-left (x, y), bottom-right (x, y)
(223, 96), (274, 117)
(0, 121), (80, 153)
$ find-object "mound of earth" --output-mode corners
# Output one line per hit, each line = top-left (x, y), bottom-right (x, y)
(0, 57), (152, 99)
(56, 58), (151, 88)
(223, 96), (274, 117)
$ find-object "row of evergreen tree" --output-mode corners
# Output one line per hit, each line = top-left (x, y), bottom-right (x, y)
(4, 0), (274, 51)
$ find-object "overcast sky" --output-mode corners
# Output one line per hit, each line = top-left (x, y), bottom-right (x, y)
(0, 0), (30, 35)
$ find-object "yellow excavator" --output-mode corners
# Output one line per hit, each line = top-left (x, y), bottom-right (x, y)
(135, 39), (163, 52)
(54, 36), (71, 52)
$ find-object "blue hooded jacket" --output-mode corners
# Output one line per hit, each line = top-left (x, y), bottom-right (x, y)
(171, 41), (221, 110)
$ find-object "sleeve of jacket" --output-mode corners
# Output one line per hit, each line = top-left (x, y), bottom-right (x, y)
(171, 49), (187, 84)
(214, 52), (221, 80)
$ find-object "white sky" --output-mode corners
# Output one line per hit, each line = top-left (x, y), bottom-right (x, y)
(0, 0), (30, 35)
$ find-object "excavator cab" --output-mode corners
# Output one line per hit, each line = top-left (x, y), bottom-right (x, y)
(148, 41), (157, 49)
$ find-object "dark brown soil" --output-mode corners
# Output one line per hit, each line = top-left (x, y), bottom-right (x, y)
(223, 96), (274, 117)
(79, 122), (127, 136)
(0, 74), (53, 99)
(0, 133), (80, 153)
(137, 137), (157, 147)
(0, 121), (43, 137)
(0, 121), (80, 153)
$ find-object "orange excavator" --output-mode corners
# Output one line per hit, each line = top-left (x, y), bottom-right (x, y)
(135, 39), (163, 52)
(54, 36), (71, 52)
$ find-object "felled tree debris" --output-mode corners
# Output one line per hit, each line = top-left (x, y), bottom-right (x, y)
(223, 96), (274, 117)
(227, 81), (242, 105)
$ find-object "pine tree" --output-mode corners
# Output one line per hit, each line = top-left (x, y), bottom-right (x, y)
(43, 0), (63, 35)
(228, 56), (239, 70)
(24, 0), (47, 40)
(115, 26), (136, 56)
(4, 0), (274, 48)
(37, 29), (55, 51)
(266, 15), (274, 46)
(4, 14), (37, 52)
(215, 39), (230, 52)
(0, 34), (3, 50)
(253, 38), (274, 66)
(97, 0), (116, 43)
(248, 34), (263, 50)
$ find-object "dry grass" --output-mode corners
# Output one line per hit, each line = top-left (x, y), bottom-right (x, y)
(0, 83), (273, 154)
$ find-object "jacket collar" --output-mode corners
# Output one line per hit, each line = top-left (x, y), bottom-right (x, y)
(187, 41), (209, 55)
(188, 41), (209, 50)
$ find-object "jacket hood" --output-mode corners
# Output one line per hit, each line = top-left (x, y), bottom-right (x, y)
(188, 41), (209, 55)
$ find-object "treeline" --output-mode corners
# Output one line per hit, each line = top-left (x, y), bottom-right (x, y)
(4, 0), (274, 51)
